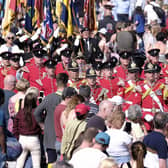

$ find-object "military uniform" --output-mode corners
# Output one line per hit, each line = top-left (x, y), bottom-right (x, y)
(55, 49), (72, 76)
(22, 50), (46, 90)
(86, 68), (108, 105)
(40, 60), (58, 96)
(0, 52), (12, 88)
(141, 63), (167, 130)
(113, 51), (131, 80)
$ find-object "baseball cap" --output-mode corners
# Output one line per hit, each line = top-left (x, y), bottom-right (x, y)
(95, 132), (110, 145)
(108, 96), (125, 105)
(75, 103), (90, 116)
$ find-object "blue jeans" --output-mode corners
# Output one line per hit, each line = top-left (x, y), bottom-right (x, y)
(112, 155), (130, 165)
(55, 141), (61, 161)
(0, 152), (6, 168)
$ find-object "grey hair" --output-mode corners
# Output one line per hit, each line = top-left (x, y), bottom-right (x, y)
(127, 104), (142, 121)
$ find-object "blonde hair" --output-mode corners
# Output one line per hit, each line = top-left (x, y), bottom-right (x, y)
(16, 78), (30, 91)
(25, 87), (39, 98)
(151, 24), (161, 37)
(107, 109), (125, 129)
(99, 157), (118, 168)
(64, 95), (84, 118)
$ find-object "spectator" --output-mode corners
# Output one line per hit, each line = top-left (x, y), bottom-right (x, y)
(13, 93), (41, 168)
(99, 157), (118, 168)
(79, 85), (99, 120)
(87, 100), (114, 131)
(125, 104), (147, 141)
(69, 132), (110, 168)
(34, 73), (68, 167)
(71, 127), (99, 155)
(8, 78), (30, 132)
(0, 88), (7, 167)
(0, 75), (16, 127)
(60, 94), (84, 132)
(54, 87), (77, 159)
(120, 141), (147, 168)
(143, 112), (168, 168)
(133, 6), (145, 38)
(106, 109), (132, 165)
(61, 103), (90, 160)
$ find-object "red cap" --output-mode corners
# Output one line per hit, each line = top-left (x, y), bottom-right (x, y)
(75, 104), (90, 115)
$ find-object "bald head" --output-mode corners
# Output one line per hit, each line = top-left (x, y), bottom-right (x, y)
(98, 100), (114, 119)
(4, 75), (16, 91)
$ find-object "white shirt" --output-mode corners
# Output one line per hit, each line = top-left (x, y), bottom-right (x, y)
(106, 128), (132, 156)
(144, 2), (160, 24)
(69, 147), (107, 168)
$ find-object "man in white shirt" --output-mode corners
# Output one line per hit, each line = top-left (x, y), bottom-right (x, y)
(144, 0), (161, 24)
(69, 132), (110, 168)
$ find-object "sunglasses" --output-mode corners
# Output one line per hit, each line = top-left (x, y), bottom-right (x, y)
(7, 37), (14, 40)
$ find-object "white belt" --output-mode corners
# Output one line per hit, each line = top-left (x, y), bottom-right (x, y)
(142, 108), (161, 113)
(125, 101), (133, 105)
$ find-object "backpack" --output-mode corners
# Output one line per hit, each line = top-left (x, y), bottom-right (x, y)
(151, 4), (165, 19)
(151, 4), (166, 27)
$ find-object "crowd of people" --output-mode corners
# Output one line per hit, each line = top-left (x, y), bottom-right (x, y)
(1, 0), (168, 168)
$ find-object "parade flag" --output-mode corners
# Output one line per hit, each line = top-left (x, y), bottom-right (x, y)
(40, 0), (54, 43)
(25, 0), (35, 33)
(84, 0), (97, 31)
(2, 0), (17, 36)
(60, 0), (79, 37)
(25, 0), (43, 33)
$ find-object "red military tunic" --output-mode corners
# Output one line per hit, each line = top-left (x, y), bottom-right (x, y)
(99, 77), (124, 98)
(141, 80), (166, 130)
(113, 65), (128, 80)
(7, 66), (18, 77)
(89, 83), (108, 105)
(0, 66), (10, 88)
(55, 62), (69, 76)
(67, 78), (87, 91)
(22, 58), (46, 90)
(41, 76), (57, 96)
(122, 80), (142, 112)
(161, 63), (168, 78)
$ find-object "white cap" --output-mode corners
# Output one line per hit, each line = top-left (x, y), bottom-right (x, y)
(108, 96), (125, 105)
(98, 28), (107, 35)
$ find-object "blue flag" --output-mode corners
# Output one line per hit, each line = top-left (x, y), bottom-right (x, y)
(41, 0), (54, 43)
(25, 0), (35, 33)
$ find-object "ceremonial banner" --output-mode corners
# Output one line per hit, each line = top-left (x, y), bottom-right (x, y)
(41, 0), (54, 43)
(60, 0), (79, 37)
(84, 0), (97, 31)
(2, 0), (17, 36)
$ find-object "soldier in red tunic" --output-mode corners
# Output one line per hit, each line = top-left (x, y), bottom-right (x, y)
(67, 60), (86, 91)
(41, 59), (57, 96)
(22, 49), (46, 90)
(113, 51), (131, 80)
(55, 49), (72, 76)
(122, 60), (142, 113)
(86, 68), (108, 105)
(141, 62), (167, 131)
(99, 57), (123, 98)
(0, 52), (11, 88)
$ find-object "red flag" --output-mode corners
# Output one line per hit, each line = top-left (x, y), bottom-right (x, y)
(84, 0), (97, 31)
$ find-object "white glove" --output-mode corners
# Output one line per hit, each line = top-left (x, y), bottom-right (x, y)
(16, 29), (23, 36)
(56, 43), (68, 55)
(19, 35), (30, 42)
(135, 85), (142, 93)
(144, 114), (153, 122)
(74, 39), (80, 46)
(76, 35), (81, 40)
(31, 28), (41, 41)
(53, 27), (60, 38)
